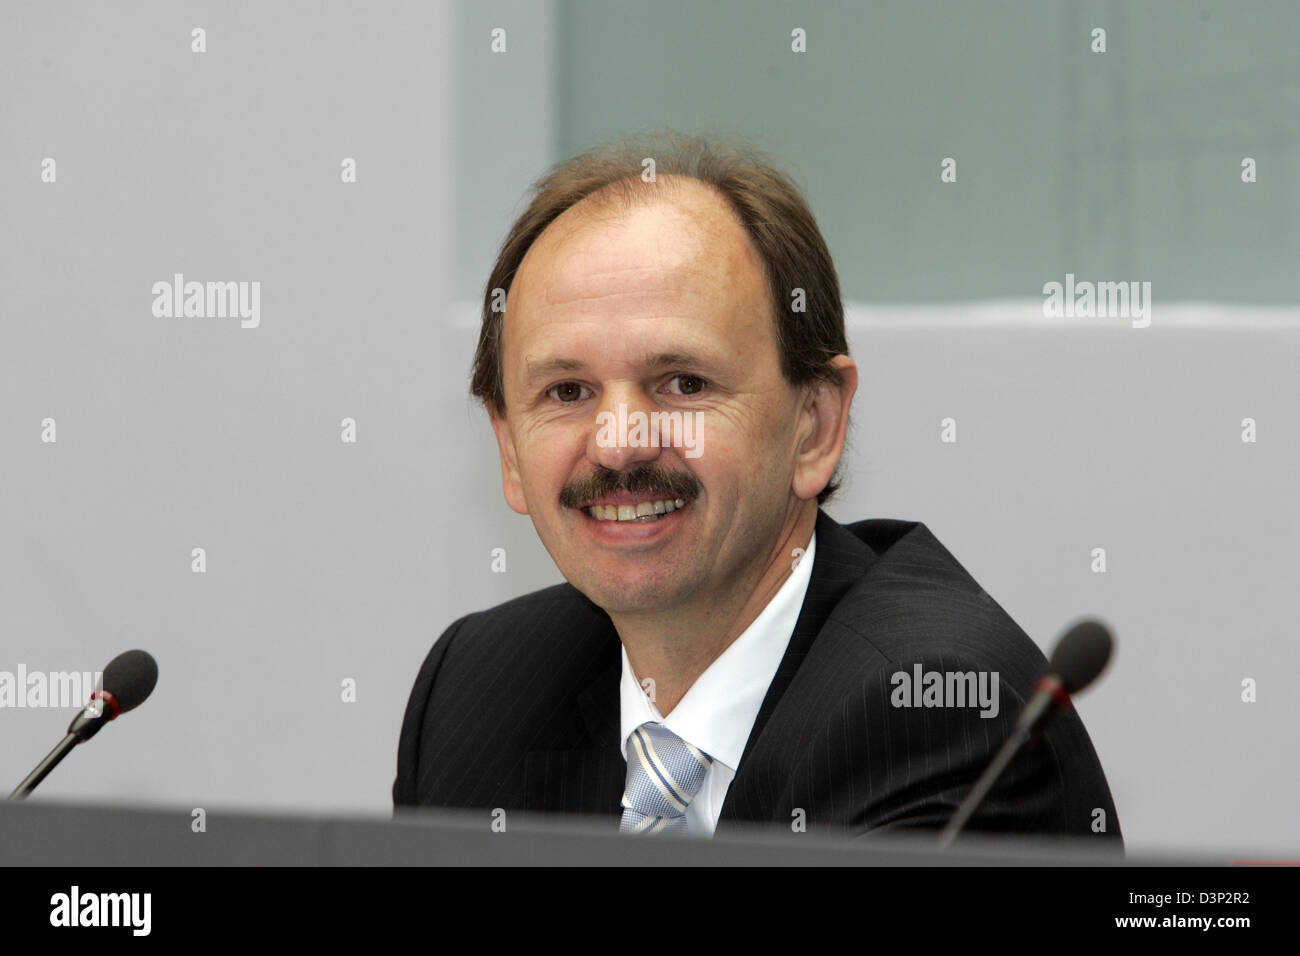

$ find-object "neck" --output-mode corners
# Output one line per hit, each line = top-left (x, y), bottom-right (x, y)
(613, 499), (818, 715)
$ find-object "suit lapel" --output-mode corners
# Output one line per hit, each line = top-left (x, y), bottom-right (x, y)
(522, 747), (625, 817)
(717, 508), (878, 824)
(522, 614), (625, 818)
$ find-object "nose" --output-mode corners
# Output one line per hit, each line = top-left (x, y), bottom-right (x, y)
(586, 386), (666, 473)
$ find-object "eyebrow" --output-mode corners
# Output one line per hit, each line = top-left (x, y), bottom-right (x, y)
(522, 351), (716, 383)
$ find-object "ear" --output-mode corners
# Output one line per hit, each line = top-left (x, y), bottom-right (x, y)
(488, 405), (529, 515)
(792, 355), (858, 501)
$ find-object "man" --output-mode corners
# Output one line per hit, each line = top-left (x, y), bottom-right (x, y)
(394, 131), (1121, 842)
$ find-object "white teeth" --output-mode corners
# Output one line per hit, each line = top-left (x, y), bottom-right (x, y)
(585, 499), (688, 522)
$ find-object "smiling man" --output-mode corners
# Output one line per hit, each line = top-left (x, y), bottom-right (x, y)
(394, 131), (1121, 842)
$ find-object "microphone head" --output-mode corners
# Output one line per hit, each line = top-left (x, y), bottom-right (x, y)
(1048, 620), (1114, 694)
(99, 649), (158, 714)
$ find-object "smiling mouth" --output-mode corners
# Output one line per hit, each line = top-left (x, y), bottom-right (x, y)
(582, 498), (688, 523)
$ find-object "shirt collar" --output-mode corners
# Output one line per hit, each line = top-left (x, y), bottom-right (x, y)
(618, 529), (817, 772)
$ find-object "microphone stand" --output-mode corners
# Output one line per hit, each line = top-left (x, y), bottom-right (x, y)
(9, 734), (78, 800)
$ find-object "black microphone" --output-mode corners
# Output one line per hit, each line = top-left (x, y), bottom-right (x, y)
(8, 649), (158, 800)
(937, 620), (1113, 847)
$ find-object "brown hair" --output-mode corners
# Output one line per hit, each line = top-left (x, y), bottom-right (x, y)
(470, 130), (849, 504)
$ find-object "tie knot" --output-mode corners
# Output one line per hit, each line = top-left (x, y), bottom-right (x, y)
(620, 722), (713, 835)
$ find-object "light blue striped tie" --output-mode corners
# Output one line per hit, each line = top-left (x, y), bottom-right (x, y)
(620, 721), (713, 835)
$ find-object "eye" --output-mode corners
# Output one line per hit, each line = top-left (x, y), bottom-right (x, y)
(666, 374), (707, 396)
(547, 381), (591, 403)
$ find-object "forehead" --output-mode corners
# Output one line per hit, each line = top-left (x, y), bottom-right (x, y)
(510, 178), (767, 319)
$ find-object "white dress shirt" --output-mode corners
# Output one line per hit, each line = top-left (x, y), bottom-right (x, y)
(618, 530), (817, 835)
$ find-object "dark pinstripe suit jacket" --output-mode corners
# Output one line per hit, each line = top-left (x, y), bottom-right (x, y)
(394, 508), (1122, 841)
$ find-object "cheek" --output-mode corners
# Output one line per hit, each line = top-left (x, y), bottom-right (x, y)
(710, 405), (799, 488)
(712, 400), (788, 457)
(686, 444), (748, 503)
(516, 424), (583, 488)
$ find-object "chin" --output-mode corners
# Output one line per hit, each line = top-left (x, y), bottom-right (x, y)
(570, 567), (687, 615)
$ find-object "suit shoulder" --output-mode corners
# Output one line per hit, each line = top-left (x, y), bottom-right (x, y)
(440, 582), (606, 651)
(825, 520), (1049, 681)
(417, 581), (619, 691)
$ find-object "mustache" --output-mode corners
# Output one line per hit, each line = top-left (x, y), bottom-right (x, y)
(559, 465), (701, 508)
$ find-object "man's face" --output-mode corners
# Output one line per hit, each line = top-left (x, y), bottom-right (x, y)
(490, 179), (813, 615)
